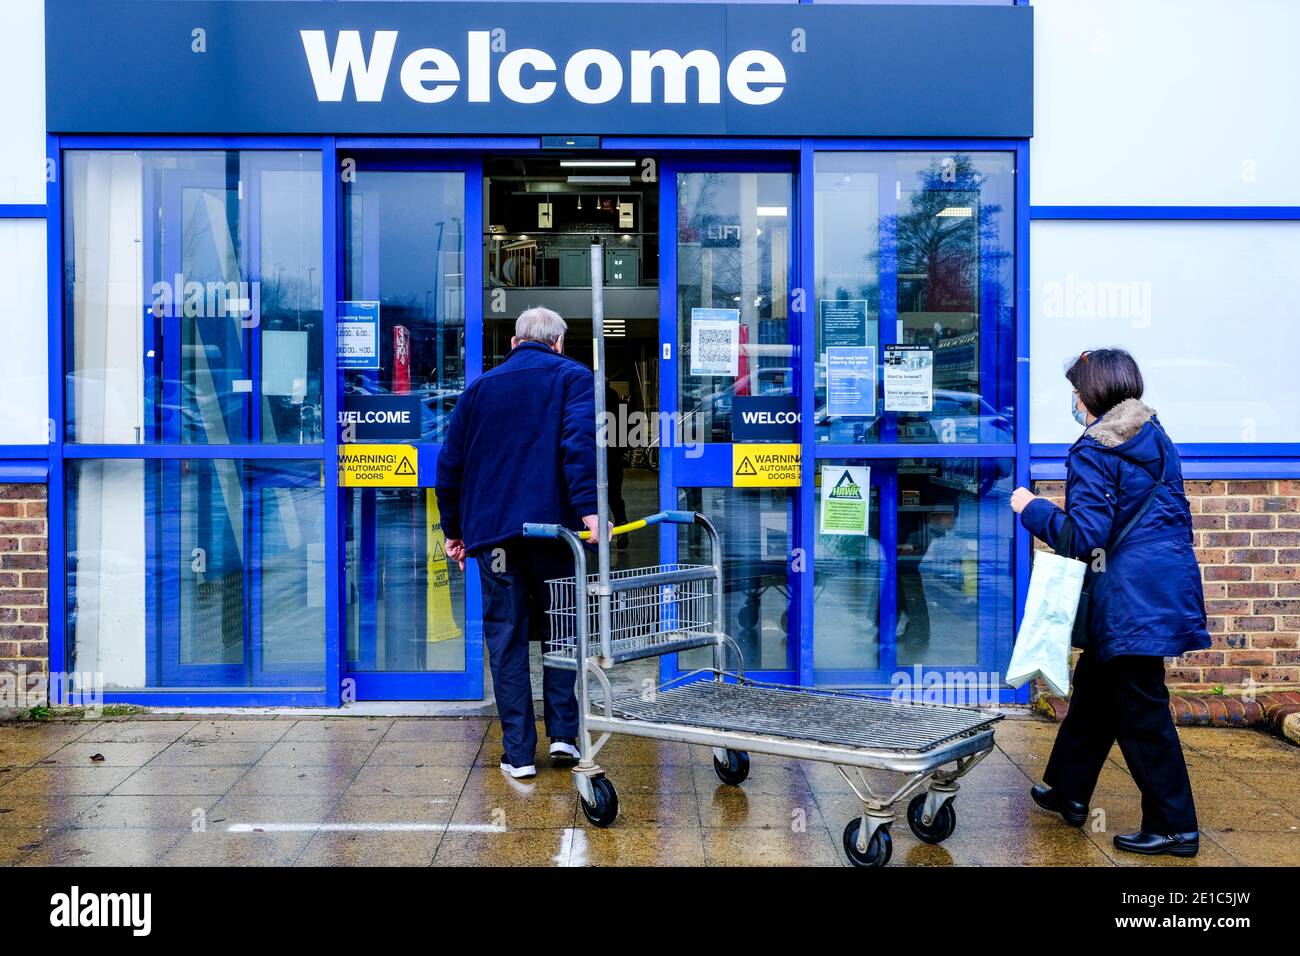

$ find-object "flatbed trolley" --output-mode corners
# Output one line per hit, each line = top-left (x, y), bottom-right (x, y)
(520, 244), (1001, 867)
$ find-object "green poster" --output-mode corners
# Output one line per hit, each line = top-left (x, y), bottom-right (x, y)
(819, 465), (870, 536)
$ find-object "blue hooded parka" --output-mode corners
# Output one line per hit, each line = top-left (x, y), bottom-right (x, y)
(1020, 399), (1213, 661)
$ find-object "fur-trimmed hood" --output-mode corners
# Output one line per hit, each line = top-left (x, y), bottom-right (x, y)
(1086, 398), (1157, 448)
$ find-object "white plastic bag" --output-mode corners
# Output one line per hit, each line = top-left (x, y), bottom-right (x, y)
(1006, 551), (1085, 696)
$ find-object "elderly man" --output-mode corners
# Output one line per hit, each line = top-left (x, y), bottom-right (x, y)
(436, 307), (599, 779)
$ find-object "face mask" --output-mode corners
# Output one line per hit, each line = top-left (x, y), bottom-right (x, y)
(1071, 394), (1088, 426)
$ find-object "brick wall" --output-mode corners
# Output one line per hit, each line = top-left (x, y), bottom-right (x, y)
(0, 483), (49, 708)
(1032, 478), (1300, 692)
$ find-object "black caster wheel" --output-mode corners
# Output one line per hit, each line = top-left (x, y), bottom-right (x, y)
(906, 793), (957, 844)
(843, 818), (892, 868)
(579, 775), (619, 827)
(712, 749), (750, 785)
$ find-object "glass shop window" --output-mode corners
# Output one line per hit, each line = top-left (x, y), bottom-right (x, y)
(63, 150), (323, 445)
(813, 152), (1015, 446)
(342, 169), (467, 444)
(66, 458), (326, 692)
(676, 171), (794, 445)
(812, 457), (1015, 681)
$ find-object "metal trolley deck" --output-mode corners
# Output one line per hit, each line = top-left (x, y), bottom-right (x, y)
(524, 510), (1000, 868)
(522, 244), (1000, 867)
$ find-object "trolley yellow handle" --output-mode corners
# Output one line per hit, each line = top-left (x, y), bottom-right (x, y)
(578, 518), (647, 540)
(524, 511), (697, 542)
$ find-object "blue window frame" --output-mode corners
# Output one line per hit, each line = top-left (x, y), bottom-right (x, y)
(32, 133), (1042, 707)
(48, 135), (340, 708)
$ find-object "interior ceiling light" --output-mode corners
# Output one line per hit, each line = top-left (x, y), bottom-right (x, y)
(566, 175), (632, 185)
(755, 206), (788, 217)
(936, 206), (973, 218)
(559, 160), (637, 168)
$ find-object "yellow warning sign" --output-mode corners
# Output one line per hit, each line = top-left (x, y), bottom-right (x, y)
(426, 489), (462, 644)
(338, 444), (419, 487)
(732, 443), (801, 487)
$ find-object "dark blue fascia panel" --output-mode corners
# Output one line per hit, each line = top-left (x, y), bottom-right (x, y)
(46, 0), (1032, 137)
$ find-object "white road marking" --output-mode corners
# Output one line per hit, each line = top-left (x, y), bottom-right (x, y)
(226, 822), (505, 833)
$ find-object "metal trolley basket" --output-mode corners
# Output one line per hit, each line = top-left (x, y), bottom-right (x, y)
(522, 245), (1001, 868)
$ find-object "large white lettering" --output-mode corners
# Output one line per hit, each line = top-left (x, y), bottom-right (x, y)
(726, 50), (786, 106)
(498, 48), (557, 104)
(629, 50), (721, 105)
(400, 48), (460, 104)
(300, 30), (397, 102)
(302, 31), (785, 108)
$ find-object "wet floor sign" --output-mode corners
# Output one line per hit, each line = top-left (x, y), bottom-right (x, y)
(426, 489), (462, 643)
(732, 443), (801, 487)
(338, 444), (419, 487)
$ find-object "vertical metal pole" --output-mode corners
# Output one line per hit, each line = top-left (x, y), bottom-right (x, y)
(591, 243), (613, 664)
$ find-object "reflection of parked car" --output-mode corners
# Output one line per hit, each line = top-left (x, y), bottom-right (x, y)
(342, 380), (461, 444)
(684, 367), (795, 442)
(817, 388), (1012, 445)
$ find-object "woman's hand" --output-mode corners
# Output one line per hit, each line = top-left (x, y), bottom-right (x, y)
(1010, 487), (1038, 514)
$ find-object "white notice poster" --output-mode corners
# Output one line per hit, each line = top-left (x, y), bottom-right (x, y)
(883, 344), (934, 412)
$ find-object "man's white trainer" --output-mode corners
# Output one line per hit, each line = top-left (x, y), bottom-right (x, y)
(500, 759), (537, 779)
(549, 741), (581, 765)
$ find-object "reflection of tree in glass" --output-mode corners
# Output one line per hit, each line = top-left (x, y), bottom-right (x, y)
(882, 155), (1010, 323)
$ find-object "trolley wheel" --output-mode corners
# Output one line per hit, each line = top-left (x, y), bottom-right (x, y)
(906, 793), (957, 844)
(843, 819), (892, 868)
(712, 749), (751, 786)
(579, 775), (619, 828)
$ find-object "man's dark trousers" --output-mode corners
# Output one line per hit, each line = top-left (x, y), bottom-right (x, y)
(1043, 652), (1198, 834)
(476, 537), (579, 767)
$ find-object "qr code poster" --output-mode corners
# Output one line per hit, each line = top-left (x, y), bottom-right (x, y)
(689, 308), (741, 377)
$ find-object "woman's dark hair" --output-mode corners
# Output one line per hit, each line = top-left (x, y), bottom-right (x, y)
(1065, 348), (1144, 417)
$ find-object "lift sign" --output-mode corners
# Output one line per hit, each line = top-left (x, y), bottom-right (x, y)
(339, 444), (419, 487)
(733, 444), (801, 488)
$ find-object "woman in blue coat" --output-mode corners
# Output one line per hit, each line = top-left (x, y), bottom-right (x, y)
(1011, 348), (1211, 858)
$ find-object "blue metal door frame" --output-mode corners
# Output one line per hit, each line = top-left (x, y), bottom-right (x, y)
(657, 151), (801, 687)
(335, 148), (484, 701)
(651, 138), (1030, 704)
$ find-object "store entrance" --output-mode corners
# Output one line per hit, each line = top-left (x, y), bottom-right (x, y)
(483, 155), (662, 571)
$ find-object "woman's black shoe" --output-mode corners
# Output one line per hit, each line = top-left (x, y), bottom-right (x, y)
(1030, 784), (1088, 827)
(1112, 830), (1199, 857)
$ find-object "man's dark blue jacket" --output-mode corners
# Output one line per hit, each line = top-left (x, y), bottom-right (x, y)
(1020, 398), (1212, 661)
(436, 340), (598, 554)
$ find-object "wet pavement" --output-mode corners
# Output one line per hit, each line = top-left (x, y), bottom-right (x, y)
(0, 715), (1297, 866)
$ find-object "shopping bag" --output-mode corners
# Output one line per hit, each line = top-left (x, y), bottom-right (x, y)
(1006, 550), (1086, 696)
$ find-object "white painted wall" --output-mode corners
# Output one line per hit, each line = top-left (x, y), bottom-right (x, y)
(0, 220), (48, 444)
(1032, 0), (1300, 206)
(0, 0), (47, 445)
(1031, 220), (1300, 444)
(0, 0), (45, 205)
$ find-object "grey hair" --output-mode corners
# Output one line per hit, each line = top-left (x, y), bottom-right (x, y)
(515, 307), (567, 345)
